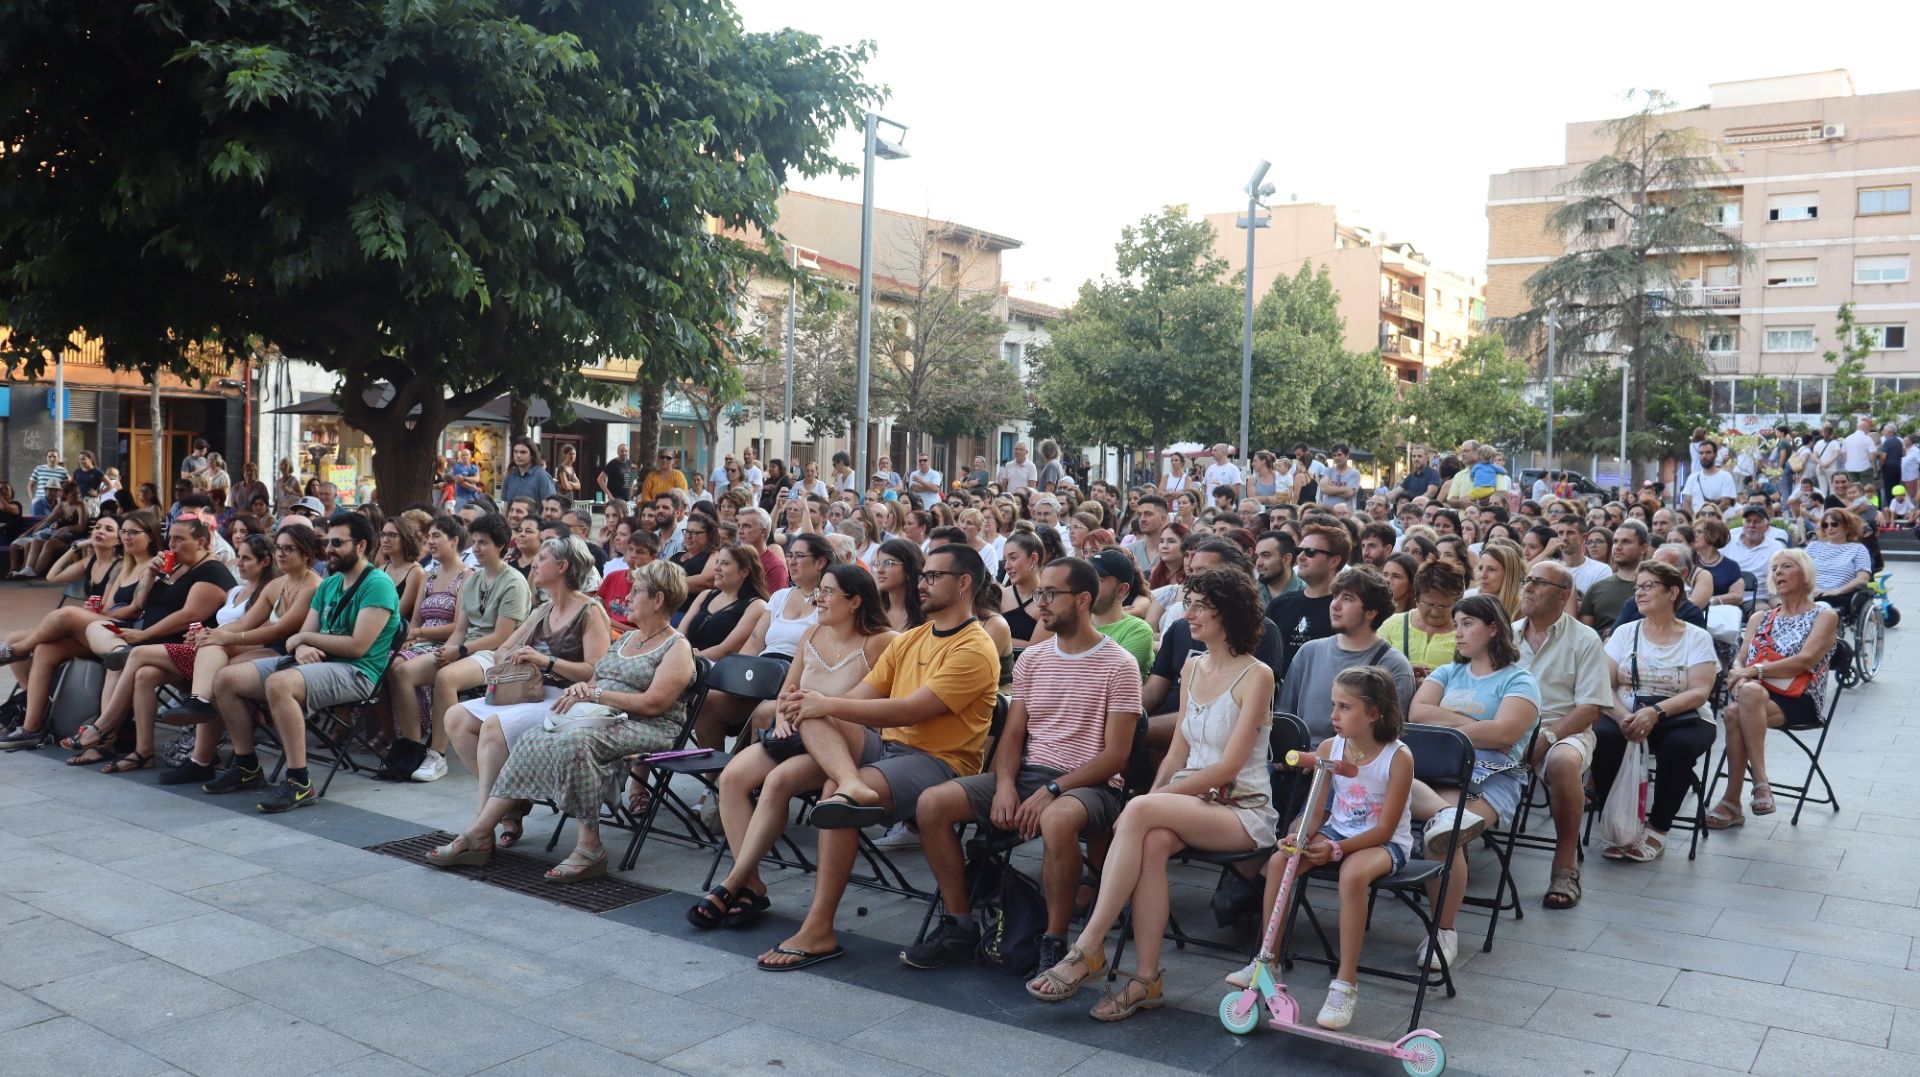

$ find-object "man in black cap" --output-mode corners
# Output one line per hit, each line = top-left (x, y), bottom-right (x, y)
(1086, 548), (1152, 675)
(1724, 503), (1785, 604)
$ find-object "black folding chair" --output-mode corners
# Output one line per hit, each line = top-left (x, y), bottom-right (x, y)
(1457, 726), (1538, 952)
(1284, 724), (1472, 1033)
(257, 672), (389, 796)
(1708, 640), (1850, 827)
(695, 655), (816, 887)
(57, 578), (87, 608)
(1740, 570), (1759, 618)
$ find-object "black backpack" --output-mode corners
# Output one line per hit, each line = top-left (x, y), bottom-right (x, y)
(970, 853), (1048, 976)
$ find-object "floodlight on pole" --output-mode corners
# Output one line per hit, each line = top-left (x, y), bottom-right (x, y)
(1238, 160), (1274, 465)
(1618, 343), (1632, 494)
(783, 244), (820, 465)
(855, 112), (909, 495)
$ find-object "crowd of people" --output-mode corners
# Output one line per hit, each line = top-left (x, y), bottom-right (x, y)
(0, 422), (1890, 1033)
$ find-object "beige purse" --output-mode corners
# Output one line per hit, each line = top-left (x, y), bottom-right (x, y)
(484, 662), (546, 706)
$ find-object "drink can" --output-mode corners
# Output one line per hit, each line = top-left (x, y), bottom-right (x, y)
(86, 595), (103, 612)
(162, 551), (178, 574)
(188, 622), (204, 636)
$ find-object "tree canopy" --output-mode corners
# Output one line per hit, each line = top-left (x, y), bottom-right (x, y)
(0, 0), (877, 501)
(1402, 336), (1540, 454)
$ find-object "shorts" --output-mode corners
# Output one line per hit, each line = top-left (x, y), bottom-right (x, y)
(251, 656), (376, 710)
(458, 687), (566, 749)
(952, 765), (1125, 836)
(1470, 762), (1527, 827)
(855, 727), (958, 825)
(1531, 727), (1596, 777)
(163, 643), (199, 680)
(1321, 822), (1408, 874)
(1770, 687), (1822, 731)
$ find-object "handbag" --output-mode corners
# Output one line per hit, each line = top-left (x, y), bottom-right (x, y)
(542, 700), (623, 733)
(1627, 625), (1703, 725)
(484, 661), (546, 706)
(1749, 609), (1817, 698)
(1599, 738), (1649, 848)
(759, 726), (807, 762)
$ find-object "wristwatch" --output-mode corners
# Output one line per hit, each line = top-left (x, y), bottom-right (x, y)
(1044, 781), (1063, 798)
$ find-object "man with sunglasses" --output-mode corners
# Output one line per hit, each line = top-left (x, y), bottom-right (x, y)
(1264, 522), (1348, 679)
(1516, 560), (1613, 910)
(903, 556), (1138, 974)
(204, 512), (402, 812)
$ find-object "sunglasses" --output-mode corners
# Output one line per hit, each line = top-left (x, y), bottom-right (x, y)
(1295, 547), (1335, 560)
(325, 538), (354, 548)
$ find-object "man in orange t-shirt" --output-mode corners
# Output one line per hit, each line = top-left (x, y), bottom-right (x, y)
(755, 544), (999, 972)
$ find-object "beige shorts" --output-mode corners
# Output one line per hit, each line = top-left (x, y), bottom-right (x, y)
(1531, 727), (1595, 776)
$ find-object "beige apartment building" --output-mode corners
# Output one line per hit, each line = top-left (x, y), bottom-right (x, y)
(1204, 203), (1484, 384)
(1488, 70), (1920, 431)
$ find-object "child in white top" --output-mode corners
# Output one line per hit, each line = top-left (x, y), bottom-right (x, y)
(1227, 666), (1414, 1031)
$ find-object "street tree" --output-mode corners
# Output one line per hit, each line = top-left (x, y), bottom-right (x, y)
(1504, 89), (1747, 482)
(1251, 262), (1395, 453)
(1403, 336), (1541, 454)
(749, 289), (860, 447)
(0, 1), (875, 503)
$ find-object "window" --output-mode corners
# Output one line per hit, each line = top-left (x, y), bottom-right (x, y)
(1856, 255), (1910, 284)
(1866, 324), (1908, 350)
(1859, 186), (1912, 215)
(1717, 202), (1742, 226)
(1002, 342), (1022, 365)
(1583, 216), (1616, 233)
(1764, 259), (1817, 287)
(1765, 326), (1815, 352)
(1710, 380), (1734, 412)
(939, 252), (961, 289)
(1798, 378), (1826, 414)
(1705, 330), (1736, 353)
(1767, 193), (1818, 221)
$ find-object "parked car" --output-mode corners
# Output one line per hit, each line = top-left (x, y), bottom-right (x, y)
(1519, 468), (1605, 498)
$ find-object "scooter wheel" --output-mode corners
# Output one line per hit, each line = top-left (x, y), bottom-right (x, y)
(1400, 1033), (1446, 1076)
(1218, 990), (1261, 1035)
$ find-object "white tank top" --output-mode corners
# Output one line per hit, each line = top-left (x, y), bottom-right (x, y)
(1327, 737), (1413, 858)
(214, 584), (252, 627)
(761, 586), (818, 660)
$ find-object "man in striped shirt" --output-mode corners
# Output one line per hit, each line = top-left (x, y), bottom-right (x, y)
(27, 450), (67, 515)
(902, 556), (1141, 974)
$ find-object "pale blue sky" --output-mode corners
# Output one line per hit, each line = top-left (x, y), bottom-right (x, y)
(733, 1), (1917, 306)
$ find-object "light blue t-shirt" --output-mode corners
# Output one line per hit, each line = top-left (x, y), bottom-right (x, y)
(1426, 662), (1542, 765)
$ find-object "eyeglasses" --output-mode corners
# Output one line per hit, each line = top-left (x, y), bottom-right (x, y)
(1295, 547), (1334, 560)
(874, 558), (902, 570)
(1632, 582), (1663, 594)
(684, 528), (708, 537)
(815, 587), (845, 600)
(1521, 576), (1569, 590)
(381, 530), (399, 538)
(1032, 588), (1076, 604)
(325, 538), (353, 548)
(1184, 597), (1217, 613)
(274, 544), (300, 555)
(919, 569), (965, 583)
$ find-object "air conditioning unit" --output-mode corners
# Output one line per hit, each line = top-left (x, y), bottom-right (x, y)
(1821, 123), (1846, 140)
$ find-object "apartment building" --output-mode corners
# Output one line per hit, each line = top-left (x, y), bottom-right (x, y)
(1487, 70), (1920, 431)
(1203, 203), (1485, 384)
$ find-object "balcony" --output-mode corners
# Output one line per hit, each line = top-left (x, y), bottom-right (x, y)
(1380, 335), (1425, 360)
(1381, 290), (1425, 320)
(1644, 284), (1741, 311)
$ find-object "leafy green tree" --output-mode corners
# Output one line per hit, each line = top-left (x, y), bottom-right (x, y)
(1504, 90), (1747, 483)
(1404, 336), (1541, 453)
(749, 288), (860, 447)
(1251, 262), (1394, 453)
(1824, 302), (1877, 419)
(0, 1), (875, 502)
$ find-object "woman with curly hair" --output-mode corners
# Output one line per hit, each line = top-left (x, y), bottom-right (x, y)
(1028, 566), (1275, 1020)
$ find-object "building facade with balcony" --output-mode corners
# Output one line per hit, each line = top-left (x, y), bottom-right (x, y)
(1204, 203), (1484, 385)
(1487, 70), (1920, 431)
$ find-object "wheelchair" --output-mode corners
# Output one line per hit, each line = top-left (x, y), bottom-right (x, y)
(1824, 588), (1883, 686)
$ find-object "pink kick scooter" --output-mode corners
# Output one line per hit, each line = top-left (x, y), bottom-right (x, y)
(1217, 749), (1446, 1076)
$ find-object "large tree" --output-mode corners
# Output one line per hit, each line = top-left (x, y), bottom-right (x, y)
(1504, 90), (1747, 484)
(0, 1), (875, 503)
(1403, 336), (1541, 454)
(1251, 261), (1395, 453)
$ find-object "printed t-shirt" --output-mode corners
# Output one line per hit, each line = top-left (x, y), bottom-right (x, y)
(1603, 620), (1717, 718)
(1012, 636), (1143, 788)
(312, 565), (403, 682)
(866, 620), (1001, 776)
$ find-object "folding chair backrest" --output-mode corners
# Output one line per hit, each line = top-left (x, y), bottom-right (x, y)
(59, 578), (87, 607)
(1827, 640), (1854, 711)
(1402, 723), (1475, 791)
(705, 654), (787, 703)
(1740, 571), (1758, 616)
(1268, 711), (1313, 822)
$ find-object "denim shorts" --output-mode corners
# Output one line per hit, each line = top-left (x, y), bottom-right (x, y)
(1320, 822), (1408, 874)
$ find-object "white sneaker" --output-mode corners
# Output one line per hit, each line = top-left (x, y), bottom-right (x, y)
(1422, 807), (1486, 860)
(1316, 979), (1358, 1030)
(410, 749), (448, 783)
(872, 822), (920, 848)
(1414, 928), (1458, 971)
(1224, 959), (1260, 989)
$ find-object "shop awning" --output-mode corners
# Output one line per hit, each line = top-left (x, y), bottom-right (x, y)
(269, 390), (630, 424)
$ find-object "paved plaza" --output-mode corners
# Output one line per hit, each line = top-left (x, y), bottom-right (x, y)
(0, 569), (1917, 1076)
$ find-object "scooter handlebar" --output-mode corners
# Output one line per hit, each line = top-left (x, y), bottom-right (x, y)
(1283, 750), (1359, 778)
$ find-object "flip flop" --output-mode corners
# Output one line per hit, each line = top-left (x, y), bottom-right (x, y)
(809, 791), (886, 830)
(757, 944), (846, 972)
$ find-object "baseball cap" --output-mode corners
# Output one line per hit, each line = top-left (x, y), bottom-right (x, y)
(292, 496), (326, 516)
(1088, 548), (1137, 583)
(1742, 504), (1769, 520)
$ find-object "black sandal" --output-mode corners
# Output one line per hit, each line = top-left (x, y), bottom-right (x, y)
(59, 722), (103, 752)
(687, 884), (733, 930)
(102, 750), (154, 774)
(723, 888), (771, 928)
(65, 745), (110, 767)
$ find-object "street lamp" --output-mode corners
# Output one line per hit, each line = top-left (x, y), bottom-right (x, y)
(1237, 161), (1274, 465)
(782, 243), (820, 466)
(1617, 342), (1632, 493)
(1544, 300), (1558, 471)
(855, 112), (909, 493)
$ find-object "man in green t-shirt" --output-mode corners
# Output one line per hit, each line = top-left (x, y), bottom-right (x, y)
(1087, 549), (1152, 676)
(1578, 521), (1648, 639)
(204, 513), (402, 813)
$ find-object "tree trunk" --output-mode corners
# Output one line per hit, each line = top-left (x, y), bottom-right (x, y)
(508, 394), (530, 441)
(368, 423), (438, 512)
(632, 375), (665, 488)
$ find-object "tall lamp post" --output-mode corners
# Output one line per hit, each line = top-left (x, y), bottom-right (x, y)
(1543, 300), (1557, 470)
(1237, 161), (1274, 465)
(854, 112), (909, 493)
(1617, 343), (1632, 494)
(782, 243), (819, 465)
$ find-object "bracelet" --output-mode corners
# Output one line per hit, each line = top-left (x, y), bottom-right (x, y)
(592, 685), (603, 703)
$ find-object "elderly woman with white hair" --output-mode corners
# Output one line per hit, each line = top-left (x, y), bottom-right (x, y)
(1708, 548), (1839, 828)
(428, 557), (695, 881)
(441, 536), (612, 848)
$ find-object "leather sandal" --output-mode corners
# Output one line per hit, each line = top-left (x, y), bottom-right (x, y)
(1705, 801), (1745, 830)
(424, 835), (493, 869)
(1089, 968), (1165, 1022)
(545, 850), (608, 883)
(1027, 944), (1106, 1002)
(1750, 784), (1777, 816)
(1543, 867), (1582, 910)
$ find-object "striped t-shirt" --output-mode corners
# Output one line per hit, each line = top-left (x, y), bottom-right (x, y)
(29, 464), (68, 503)
(1011, 635), (1144, 788)
(1805, 540), (1870, 592)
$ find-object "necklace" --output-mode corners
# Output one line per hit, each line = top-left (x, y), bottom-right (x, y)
(1345, 737), (1371, 764)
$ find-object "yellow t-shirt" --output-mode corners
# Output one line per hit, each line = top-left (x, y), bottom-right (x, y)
(639, 467), (688, 502)
(865, 620), (1001, 777)
(1379, 611), (1457, 671)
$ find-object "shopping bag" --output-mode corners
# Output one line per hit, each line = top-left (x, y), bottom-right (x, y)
(1600, 739), (1649, 848)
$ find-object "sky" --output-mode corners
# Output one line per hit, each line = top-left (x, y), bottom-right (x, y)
(731, 0), (1918, 307)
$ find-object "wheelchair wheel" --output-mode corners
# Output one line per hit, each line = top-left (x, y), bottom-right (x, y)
(1856, 604), (1884, 683)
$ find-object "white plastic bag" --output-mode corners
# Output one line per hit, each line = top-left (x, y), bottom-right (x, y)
(1600, 738), (1649, 848)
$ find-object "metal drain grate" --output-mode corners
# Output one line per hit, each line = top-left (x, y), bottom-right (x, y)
(366, 831), (667, 914)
